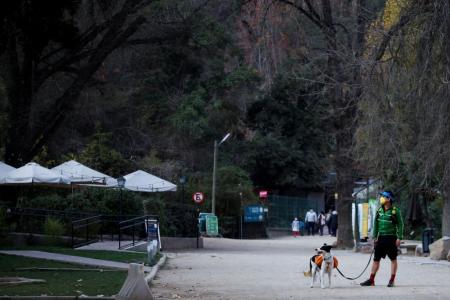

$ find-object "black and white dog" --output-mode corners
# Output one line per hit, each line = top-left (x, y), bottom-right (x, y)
(306, 244), (335, 289)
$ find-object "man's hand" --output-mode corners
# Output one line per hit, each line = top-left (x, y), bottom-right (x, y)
(396, 239), (401, 247)
(373, 239), (378, 247)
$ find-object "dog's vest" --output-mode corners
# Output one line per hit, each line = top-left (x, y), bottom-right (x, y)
(314, 256), (339, 268)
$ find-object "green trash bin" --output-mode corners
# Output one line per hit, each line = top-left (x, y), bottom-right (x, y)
(198, 212), (214, 233)
(205, 215), (219, 236)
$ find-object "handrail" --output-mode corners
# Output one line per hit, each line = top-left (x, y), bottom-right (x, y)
(72, 215), (102, 225)
(118, 215), (158, 225)
(118, 215), (159, 250)
(7, 208), (155, 249)
(71, 215), (103, 248)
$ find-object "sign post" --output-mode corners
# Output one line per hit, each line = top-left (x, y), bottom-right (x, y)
(192, 192), (205, 247)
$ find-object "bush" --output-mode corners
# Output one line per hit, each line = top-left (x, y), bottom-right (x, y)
(44, 217), (65, 245)
(18, 188), (144, 216)
(19, 194), (67, 211)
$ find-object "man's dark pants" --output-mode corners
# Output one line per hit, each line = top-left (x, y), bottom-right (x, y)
(307, 222), (315, 235)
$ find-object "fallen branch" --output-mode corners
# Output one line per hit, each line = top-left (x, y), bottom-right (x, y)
(0, 277), (46, 285)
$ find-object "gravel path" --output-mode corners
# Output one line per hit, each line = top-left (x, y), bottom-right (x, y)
(151, 236), (450, 299)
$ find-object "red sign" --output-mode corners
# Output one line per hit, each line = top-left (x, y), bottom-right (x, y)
(259, 190), (268, 198)
(192, 192), (204, 204)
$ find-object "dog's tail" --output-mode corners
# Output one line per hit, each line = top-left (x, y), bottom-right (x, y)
(303, 257), (313, 277)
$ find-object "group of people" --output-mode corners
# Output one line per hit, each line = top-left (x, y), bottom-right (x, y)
(291, 208), (338, 237)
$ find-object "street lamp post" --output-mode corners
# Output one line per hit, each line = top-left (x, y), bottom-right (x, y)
(117, 177), (126, 219)
(211, 132), (231, 215)
(239, 190), (243, 239)
(179, 175), (186, 203)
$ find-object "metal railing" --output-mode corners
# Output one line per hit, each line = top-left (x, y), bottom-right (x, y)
(6, 207), (159, 250)
(7, 207), (93, 235)
(71, 215), (103, 248)
(118, 215), (158, 250)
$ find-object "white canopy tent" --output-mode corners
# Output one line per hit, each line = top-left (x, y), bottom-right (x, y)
(1, 162), (70, 185)
(51, 160), (115, 185)
(114, 170), (177, 192)
(0, 162), (16, 180)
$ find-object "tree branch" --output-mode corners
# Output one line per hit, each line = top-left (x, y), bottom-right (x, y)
(277, 0), (324, 29)
(372, 13), (413, 62)
(27, 15), (147, 159)
(35, 0), (151, 88)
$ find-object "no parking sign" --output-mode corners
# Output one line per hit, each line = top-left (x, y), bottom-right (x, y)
(192, 192), (204, 204)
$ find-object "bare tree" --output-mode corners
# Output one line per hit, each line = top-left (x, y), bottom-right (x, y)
(273, 0), (422, 247)
(357, 1), (450, 236)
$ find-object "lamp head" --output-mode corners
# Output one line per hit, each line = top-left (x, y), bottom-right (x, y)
(117, 177), (126, 188)
(219, 133), (231, 145)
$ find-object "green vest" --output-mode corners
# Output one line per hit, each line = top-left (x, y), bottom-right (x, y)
(372, 206), (404, 239)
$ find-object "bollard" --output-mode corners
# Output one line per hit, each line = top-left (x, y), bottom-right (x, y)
(116, 263), (154, 300)
(147, 240), (158, 263)
(422, 228), (434, 253)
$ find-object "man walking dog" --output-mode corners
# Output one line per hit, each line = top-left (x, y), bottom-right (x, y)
(360, 191), (404, 287)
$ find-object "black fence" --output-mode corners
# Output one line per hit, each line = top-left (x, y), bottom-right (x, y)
(118, 215), (158, 250)
(5, 207), (158, 249)
(7, 207), (93, 236)
(71, 215), (103, 248)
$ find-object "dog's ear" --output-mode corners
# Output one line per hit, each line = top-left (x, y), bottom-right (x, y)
(320, 245), (333, 253)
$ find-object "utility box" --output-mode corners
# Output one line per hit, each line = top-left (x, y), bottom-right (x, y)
(198, 212), (214, 233)
(145, 219), (161, 250)
(205, 215), (219, 236)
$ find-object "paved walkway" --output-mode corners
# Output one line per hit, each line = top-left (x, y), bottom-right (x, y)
(0, 250), (152, 272)
(151, 236), (450, 300)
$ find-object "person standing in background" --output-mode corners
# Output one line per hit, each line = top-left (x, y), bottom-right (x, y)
(305, 209), (317, 236)
(330, 209), (338, 237)
(291, 217), (300, 237)
(317, 211), (326, 236)
(326, 209), (332, 235)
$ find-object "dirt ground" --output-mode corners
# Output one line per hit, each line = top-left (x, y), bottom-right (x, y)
(151, 236), (450, 299)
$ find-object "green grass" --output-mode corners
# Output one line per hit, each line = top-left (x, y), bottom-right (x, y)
(0, 254), (126, 296)
(0, 245), (148, 264)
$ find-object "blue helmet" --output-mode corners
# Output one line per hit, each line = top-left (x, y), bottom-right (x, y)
(380, 191), (394, 201)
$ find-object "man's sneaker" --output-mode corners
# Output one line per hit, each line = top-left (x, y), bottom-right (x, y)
(360, 279), (374, 286)
(387, 281), (394, 287)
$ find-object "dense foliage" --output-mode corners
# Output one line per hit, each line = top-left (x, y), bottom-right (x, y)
(246, 76), (331, 192)
(1, 0), (449, 240)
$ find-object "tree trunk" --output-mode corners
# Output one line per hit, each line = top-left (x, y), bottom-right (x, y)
(3, 22), (34, 167)
(443, 187), (450, 237)
(335, 137), (355, 248)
